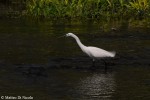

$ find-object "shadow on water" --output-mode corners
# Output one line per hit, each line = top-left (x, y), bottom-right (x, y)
(0, 19), (150, 100)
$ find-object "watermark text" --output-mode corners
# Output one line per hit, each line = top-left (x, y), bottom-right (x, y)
(1, 96), (33, 100)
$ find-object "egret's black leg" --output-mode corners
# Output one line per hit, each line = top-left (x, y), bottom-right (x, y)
(102, 59), (107, 72)
(92, 60), (95, 67)
(90, 59), (95, 70)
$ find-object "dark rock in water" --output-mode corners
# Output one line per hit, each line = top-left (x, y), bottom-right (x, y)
(15, 64), (47, 77)
(113, 53), (150, 66)
(27, 66), (46, 76)
(14, 54), (149, 74)
(111, 27), (117, 31)
(47, 57), (116, 70)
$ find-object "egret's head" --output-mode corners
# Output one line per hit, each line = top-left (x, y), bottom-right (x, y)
(66, 33), (73, 37)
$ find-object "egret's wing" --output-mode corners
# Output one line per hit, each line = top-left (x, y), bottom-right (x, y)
(87, 46), (116, 58)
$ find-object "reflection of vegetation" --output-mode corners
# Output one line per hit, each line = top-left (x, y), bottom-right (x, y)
(0, 0), (26, 18)
(26, 0), (150, 19)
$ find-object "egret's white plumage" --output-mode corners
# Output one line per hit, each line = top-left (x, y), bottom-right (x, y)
(66, 33), (116, 68)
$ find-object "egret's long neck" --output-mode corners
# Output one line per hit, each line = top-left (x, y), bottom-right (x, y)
(71, 34), (86, 51)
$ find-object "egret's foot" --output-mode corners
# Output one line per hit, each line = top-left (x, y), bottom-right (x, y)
(89, 60), (96, 70)
(92, 60), (95, 67)
(102, 59), (108, 73)
(89, 66), (96, 70)
(104, 67), (108, 74)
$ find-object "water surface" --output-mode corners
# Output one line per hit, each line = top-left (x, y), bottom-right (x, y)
(0, 19), (149, 100)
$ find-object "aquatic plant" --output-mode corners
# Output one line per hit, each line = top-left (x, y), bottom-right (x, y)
(126, 0), (150, 18)
(26, 0), (150, 19)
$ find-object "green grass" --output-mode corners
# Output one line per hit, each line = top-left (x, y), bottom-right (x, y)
(26, 0), (150, 20)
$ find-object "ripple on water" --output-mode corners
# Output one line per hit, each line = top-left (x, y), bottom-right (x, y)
(76, 73), (115, 100)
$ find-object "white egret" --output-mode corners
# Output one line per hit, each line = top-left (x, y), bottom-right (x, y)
(66, 33), (116, 70)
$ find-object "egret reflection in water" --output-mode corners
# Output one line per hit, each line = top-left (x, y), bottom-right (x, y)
(76, 72), (115, 99)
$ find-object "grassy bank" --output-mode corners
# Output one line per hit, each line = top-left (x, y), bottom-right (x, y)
(0, 0), (150, 20)
(26, 0), (150, 20)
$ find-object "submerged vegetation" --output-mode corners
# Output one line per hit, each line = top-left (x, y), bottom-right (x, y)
(26, 0), (150, 20)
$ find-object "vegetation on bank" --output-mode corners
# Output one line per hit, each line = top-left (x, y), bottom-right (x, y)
(0, 0), (150, 20)
(26, 0), (150, 20)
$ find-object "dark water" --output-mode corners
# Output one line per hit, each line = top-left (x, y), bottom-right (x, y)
(0, 19), (150, 100)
